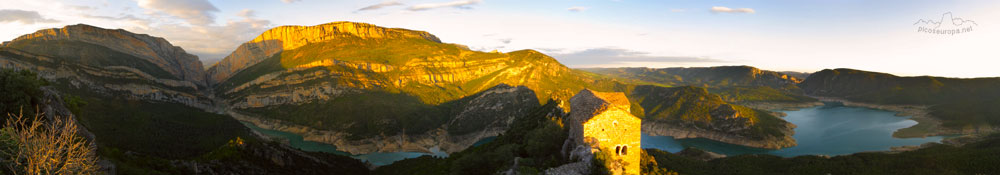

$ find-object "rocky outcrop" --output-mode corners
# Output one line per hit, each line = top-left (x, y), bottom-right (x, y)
(447, 84), (540, 134)
(3, 24), (207, 86)
(207, 21), (441, 85)
(222, 54), (514, 103)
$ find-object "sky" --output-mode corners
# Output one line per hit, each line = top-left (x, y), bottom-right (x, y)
(1, 0), (998, 78)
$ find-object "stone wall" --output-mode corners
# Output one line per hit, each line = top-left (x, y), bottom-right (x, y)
(566, 89), (641, 175)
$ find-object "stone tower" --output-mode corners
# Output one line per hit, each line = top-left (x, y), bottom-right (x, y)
(567, 89), (641, 175)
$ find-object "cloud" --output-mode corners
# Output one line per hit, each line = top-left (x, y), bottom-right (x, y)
(499, 38), (512, 44)
(710, 6), (755, 14)
(80, 14), (152, 29)
(136, 0), (219, 25)
(68, 5), (97, 11)
(357, 1), (404, 11)
(118, 9), (272, 64)
(280, 0), (301, 3)
(669, 9), (685, 13)
(549, 48), (724, 67)
(237, 9), (256, 18)
(408, 0), (482, 11)
(0, 9), (60, 24)
(567, 6), (588, 12)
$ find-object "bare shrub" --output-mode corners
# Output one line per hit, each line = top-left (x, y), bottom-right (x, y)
(0, 111), (99, 174)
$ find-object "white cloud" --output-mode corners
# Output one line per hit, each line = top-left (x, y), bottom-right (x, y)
(280, 0), (301, 3)
(408, 0), (482, 11)
(357, 1), (404, 12)
(79, 14), (152, 29)
(96, 8), (273, 64)
(669, 8), (685, 13)
(0, 9), (59, 24)
(136, 0), (219, 25)
(238, 9), (256, 18)
(68, 5), (96, 11)
(710, 6), (755, 14)
(567, 6), (588, 12)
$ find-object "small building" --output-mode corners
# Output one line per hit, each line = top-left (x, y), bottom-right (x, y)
(566, 89), (641, 175)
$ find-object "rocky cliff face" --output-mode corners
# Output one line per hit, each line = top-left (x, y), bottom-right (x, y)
(0, 25), (215, 110)
(220, 51), (520, 107)
(4, 24), (207, 86)
(206, 21), (441, 85)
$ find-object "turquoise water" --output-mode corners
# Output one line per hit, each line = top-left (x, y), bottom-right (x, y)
(240, 122), (447, 166)
(641, 103), (947, 157)
(472, 136), (497, 147)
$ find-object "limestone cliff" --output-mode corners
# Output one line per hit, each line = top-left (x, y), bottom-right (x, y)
(0, 24), (216, 110)
(4, 24), (207, 86)
(206, 21), (441, 85)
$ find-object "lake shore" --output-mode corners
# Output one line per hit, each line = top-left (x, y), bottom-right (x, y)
(737, 101), (825, 117)
(807, 96), (953, 139)
(642, 121), (797, 150)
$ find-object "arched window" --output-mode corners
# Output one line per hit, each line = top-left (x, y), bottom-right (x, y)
(622, 146), (628, 155)
(615, 146), (621, 155)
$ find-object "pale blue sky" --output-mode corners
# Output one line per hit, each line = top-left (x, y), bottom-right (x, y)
(1, 0), (998, 77)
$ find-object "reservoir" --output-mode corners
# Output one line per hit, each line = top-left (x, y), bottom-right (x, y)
(240, 122), (448, 166)
(642, 103), (946, 157)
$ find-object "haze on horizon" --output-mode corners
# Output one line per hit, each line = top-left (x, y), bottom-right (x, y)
(1, 0), (997, 78)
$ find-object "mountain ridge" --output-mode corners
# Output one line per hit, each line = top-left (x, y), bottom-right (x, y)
(800, 68), (1000, 133)
(207, 21), (442, 85)
(4, 24), (208, 86)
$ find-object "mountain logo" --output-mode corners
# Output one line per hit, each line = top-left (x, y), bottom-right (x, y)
(914, 12), (976, 35)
